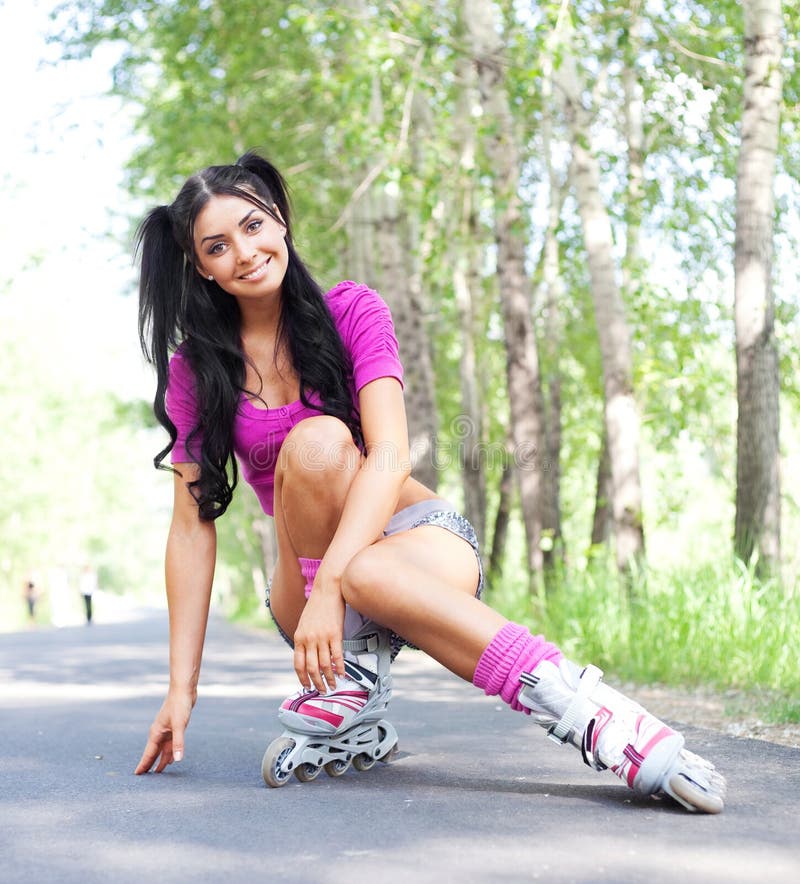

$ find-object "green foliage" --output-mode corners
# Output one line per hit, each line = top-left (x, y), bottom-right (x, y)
(488, 554), (800, 695)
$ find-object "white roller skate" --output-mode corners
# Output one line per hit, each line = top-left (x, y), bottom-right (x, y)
(518, 660), (727, 813)
(261, 620), (398, 787)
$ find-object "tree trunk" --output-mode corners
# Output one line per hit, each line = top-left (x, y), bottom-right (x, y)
(622, 6), (645, 292)
(451, 52), (488, 545)
(488, 448), (515, 582)
(453, 258), (488, 544)
(590, 433), (612, 547)
(734, 0), (783, 571)
(374, 183), (440, 491)
(464, 0), (546, 583)
(538, 47), (565, 575)
(559, 53), (645, 575)
(346, 71), (440, 491)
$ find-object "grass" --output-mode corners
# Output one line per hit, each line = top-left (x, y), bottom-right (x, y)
(484, 555), (800, 720)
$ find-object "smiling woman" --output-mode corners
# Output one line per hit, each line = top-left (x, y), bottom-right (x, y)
(194, 197), (288, 297)
(132, 151), (726, 815)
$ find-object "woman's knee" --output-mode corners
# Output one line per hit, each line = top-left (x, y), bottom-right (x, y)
(276, 415), (360, 484)
(341, 545), (398, 611)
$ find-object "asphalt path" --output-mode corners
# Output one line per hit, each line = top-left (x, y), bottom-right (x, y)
(1, 610), (798, 883)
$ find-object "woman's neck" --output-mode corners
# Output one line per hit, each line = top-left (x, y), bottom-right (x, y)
(236, 292), (282, 340)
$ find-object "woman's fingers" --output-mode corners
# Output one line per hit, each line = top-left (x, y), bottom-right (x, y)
(295, 637), (341, 693)
(331, 641), (345, 686)
(293, 644), (311, 690)
(318, 645), (335, 692)
(135, 696), (191, 774)
(134, 739), (161, 774)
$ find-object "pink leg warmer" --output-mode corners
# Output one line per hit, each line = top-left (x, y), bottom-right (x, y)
(298, 557), (321, 599)
(472, 622), (563, 713)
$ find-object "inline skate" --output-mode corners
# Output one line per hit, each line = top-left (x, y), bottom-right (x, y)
(261, 620), (398, 787)
(518, 659), (726, 813)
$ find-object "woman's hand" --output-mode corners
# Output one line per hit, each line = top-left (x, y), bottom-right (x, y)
(134, 687), (196, 774)
(292, 582), (346, 693)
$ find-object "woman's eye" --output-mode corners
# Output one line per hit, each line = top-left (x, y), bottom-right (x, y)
(208, 242), (225, 255)
(247, 219), (263, 233)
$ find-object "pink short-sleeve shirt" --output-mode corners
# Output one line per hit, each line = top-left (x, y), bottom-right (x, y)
(164, 281), (404, 516)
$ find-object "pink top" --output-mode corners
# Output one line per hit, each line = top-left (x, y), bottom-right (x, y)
(165, 281), (404, 516)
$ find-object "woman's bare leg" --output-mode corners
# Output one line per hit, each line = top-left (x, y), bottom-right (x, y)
(267, 416), (360, 639)
(267, 413), (506, 682)
(341, 526), (507, 680)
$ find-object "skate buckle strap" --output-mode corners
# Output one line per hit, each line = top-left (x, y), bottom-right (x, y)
(342, 634), (379, 654)
(548, 664), (603, 745)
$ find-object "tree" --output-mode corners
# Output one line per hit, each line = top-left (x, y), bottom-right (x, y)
(557, 48), (646, 575)
(734, 0), (783, 571)
(463, 0), (547, 584)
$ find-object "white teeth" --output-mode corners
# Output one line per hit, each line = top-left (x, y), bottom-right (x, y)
(242, 258), (270, 280)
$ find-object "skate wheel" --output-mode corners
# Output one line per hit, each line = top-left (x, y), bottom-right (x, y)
(294, 762), (321, 783)
(324, 757), (351, 778)
(262, 736), (296, 788)
(380, 740), (399, 762)
(668, 773), (725, 815)
(352, 752), (377, 772)
(378, 725), (399, 763)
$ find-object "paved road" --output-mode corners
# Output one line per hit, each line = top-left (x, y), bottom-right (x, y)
(1, 611), (798, 883)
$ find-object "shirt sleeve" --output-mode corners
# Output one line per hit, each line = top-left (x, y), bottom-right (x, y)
(165, 347), (202, 463)
(326, 281), (404, 393)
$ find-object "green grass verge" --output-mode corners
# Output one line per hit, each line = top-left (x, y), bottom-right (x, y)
(484, 556), (800, 722)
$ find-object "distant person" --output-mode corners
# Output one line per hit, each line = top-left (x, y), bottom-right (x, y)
(22, 574), (40, 623)
(132, 152), (726, 813)
(79, 565), (98, 625)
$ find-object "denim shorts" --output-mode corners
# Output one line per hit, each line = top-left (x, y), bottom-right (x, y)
(265, 498), (484, 659)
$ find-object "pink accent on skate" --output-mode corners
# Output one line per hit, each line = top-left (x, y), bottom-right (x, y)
(472, 622), (562, 713)
(298, 557), (322, 599)
(282, 688), (370, 730)
(589, 706), (678, 789)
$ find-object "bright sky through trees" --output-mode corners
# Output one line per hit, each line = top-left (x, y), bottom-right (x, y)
(0, 0), (147, 402)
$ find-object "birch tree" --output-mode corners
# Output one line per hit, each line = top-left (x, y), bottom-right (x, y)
(450, 49), (488, 545)
(558, 50), (646, 574)
(336, 4), (440, 489)
(463, 0), (547, 581)
(537, 42), (566, 572)
(734, 0), (783, 570)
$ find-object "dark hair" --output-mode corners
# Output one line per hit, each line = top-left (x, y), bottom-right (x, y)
(136, 151), (360, 519)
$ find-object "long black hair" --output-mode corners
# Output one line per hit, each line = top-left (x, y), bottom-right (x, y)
(136, 151), (360, 520)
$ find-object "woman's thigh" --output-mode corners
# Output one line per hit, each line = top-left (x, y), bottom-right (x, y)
(344, 524), (481, 615)
(341, 526), (501, 678)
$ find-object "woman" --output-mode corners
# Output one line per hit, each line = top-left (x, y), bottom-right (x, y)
(133, 151), (725, 813)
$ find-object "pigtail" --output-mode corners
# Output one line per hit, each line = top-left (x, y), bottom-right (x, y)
(135, 205), (191, 470)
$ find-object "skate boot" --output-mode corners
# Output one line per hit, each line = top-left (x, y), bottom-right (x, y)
(261, 619), (398, 787)
(518, 659), (726, 813)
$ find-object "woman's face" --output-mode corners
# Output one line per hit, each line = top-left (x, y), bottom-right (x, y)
(193, 193), (289, 302)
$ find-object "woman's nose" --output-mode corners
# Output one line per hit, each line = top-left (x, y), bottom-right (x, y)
(234, 239), (256, 263)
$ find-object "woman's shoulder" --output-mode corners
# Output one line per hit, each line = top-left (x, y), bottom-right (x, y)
(167, 341), (195, 385)
(324, 280), (390, 316)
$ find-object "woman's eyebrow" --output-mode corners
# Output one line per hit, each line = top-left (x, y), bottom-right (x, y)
(200, 209), (259, 244)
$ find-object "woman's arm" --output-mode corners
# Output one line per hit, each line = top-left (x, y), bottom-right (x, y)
(292, 377), (411, 690)
(319, 377), (411, 581)
(135, 464), (217, 773)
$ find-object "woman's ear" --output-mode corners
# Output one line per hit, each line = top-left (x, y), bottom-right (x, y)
(272, 204), (287, 234)
(195, 263), (214, 281)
